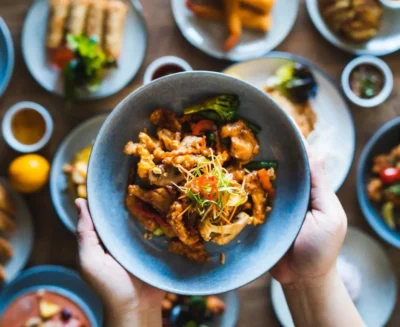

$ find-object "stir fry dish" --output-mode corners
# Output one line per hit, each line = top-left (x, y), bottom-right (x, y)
(124, 95), (277, 263)
(46, 0), (127, 98)
(162, 293), (226, 327)
(320, 0), (383, 42)
(367, 144), (400, 231)
(0, 183), (16, 283)
(264, 62), (318, 137)
(63, 146), (91, 200)
(186, 0), (276, 51)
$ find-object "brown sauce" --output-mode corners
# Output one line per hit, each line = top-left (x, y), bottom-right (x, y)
(152, 64), (184, 80)
(349, 64), (384, 99)
(11, 109), (46, 145)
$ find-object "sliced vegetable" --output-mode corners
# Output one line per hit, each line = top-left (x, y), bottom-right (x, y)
(381, 201), (396, 230)
(379, 167), (400, 184)
(257, 169), (274, 197)
(153, 227), (165, 236)
(184, 95), (240, 121)
(191, 120), (216, 135)
(244, 161), (278, 171)
(385, 184), (400, 196)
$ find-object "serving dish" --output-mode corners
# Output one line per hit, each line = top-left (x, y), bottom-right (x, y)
(0, 265), (103, 326)
(0, 17), (14, 97)
(143, 56), (193, 84)
(357, 117), (400, 248)
(171, 0), (299, 61)
(87, 71), (310, 295)
(223, 52), (355, 192)
(21, 0), (148, 100)
(271, 226), (398, 327)
(50, 113), (108, 233)
(306, 0), (400, 56)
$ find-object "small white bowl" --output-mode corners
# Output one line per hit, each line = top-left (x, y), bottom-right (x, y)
(2, 101), (54, 153)
(380, 0), (400, 9)
(341, 56), (393, 108)
(143, 56), (192, 84)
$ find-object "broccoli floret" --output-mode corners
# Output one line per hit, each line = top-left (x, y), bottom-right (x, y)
(183, 95), (240, 122)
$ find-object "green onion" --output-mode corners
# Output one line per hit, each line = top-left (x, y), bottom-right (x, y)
(153, 228), (164, 236)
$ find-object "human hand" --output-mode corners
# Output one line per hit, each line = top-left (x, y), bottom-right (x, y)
(75, 198), (165, 326)
(270, 154), (347, 287)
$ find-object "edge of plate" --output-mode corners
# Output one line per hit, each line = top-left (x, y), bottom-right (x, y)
(0, 17), (14, 97)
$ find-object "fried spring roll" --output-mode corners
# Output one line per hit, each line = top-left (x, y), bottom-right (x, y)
(240, 0), (275, 14)
(46, 0), (70, 49)
(67, 0), (90, 36)
(85, 0), (107, 45)
(105, 0), (128, 59)
(224, 0), (242, 52)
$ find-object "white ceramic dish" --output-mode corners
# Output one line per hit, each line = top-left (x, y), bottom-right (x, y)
(0, 178), (34, 285)
(143, 56), (193, 84)
(171, 0), (299, 61)
(271, 226), (398, 327)
(21, 0), (148, 100)
(223, 52), (355, 192)
(380, 0), (400, 9)
(341, 56), (393, 108)
(306, 0), (400, 56)
(1, 101), (54, 153)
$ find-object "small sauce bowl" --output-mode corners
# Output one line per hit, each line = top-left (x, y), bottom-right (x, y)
(379, 0), (400, 9)
(2, 101), (54, 153)
(341, 56), (393, 108)
(143, 56), (192, 84)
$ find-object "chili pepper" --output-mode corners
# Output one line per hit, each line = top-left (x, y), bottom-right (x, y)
(191, 120), (217, 135)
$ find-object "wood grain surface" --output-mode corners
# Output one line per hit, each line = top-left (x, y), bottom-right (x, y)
(0, 0), (399, 326)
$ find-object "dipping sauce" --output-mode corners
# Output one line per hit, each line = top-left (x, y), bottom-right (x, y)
(0, 289), (91, 327)
(152, 64), (185, 81)
(11, 109), (46, 145)
(349, 64), (384, 99)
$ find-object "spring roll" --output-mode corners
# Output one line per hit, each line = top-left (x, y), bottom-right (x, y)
(240, 0), (275, 14)
(67, 0), (90, 36)
(105, 0), (128, 59)
(85, 0), (107, 45)
(224, 0), (242, 52)
(46, 0), (70, 49)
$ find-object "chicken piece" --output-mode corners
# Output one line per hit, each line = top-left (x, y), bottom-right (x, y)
(220, 120), (260, 163)
(124, 142), (156, 179)
(244, 172), (266, 225)
(138, 132), (162, 153)
(367, 178), (382, 202)
(227, 166), (246, 182)
(148, 165), (185, 186)
(125, 195), (159, 232)
(162, 154), (206, 170)
(168, 239), (209, 263)
(0, 238), (13, 263)
(0, 210), (16, 232)
(0, 184), (15, 216)
(150, 108), (182, 132)
(155, 135), (209, 160)
(167, 201), (201, 247)
(128, 185), (177, 214)
(371, 154), (391, 174)
(157, 129), (181, 151)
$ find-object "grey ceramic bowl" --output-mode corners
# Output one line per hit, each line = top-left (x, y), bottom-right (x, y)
(87, 71), (311, 295)
(0, 17), (14, 97)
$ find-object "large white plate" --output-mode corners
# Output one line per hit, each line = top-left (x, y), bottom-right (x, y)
(21, 0), (148, 100)
(223, 52), (355, 192)
(306, 0), (400, 56)
(271, 227), (398, 327)
(171, 0), (299, 61)
(0, 178), (34, 284)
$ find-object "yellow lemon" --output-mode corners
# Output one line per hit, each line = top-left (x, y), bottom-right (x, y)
(8, 154), (50, 193)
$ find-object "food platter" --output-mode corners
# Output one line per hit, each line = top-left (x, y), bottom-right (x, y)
(171, 0), (299, 61)
(223, 52), (356, 192)
(21, 0), (148, 100)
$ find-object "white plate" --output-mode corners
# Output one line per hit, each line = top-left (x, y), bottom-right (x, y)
(21, 0), (148, 100)
(306, 0), (400, 56)
(223, 52), (355, 192)
(171, 0), (299, 61)
(0, 178), (34, 284)
(271, 227), (398, 327)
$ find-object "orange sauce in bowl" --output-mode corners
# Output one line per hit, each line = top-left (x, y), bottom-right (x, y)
(11, 109), (46, 145)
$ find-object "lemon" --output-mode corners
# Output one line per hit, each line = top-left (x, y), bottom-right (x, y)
(8, 154), (50, 193)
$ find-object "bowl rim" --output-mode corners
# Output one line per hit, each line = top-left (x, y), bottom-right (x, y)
(341, 56), (393, 108)
(143, 56), (193, 85)
(87, 71), (311, 294)
(0, 17), (14, 98)
(357, 116), (400, 248)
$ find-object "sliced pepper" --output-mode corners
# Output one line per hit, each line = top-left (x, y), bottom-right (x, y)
(191, 120), (216, 136)
(382, 201), (396, 230)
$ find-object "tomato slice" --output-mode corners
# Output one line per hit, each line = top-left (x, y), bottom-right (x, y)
(50, 47), (75, 69)
(380, 167), (400, 185)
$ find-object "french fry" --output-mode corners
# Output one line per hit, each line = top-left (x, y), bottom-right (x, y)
(224, 0), (242, 51)
(240, 0), (275, 14)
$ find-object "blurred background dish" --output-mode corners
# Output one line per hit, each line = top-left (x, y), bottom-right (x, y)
(223, 52), (355, 192)
(21, 0), (148, 100)
(143, 56), (193, 84)
(306, 0), (400, 56)
(0, 178), (34, 285)
(357, 117), (400, 248)
(270, 226), (398, 327)
(171, 0), (299, 61)
(0, 17), (14, 97)
(380, 0), (400, 9)
(50, 113), (108, 232)
(0, 265), (103, 326)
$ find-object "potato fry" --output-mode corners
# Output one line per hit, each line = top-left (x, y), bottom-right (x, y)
(240, 0), (275, 14)
(223, 0), (242, 51)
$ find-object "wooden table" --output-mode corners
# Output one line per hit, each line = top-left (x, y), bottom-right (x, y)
(0, 0), (399, 326)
